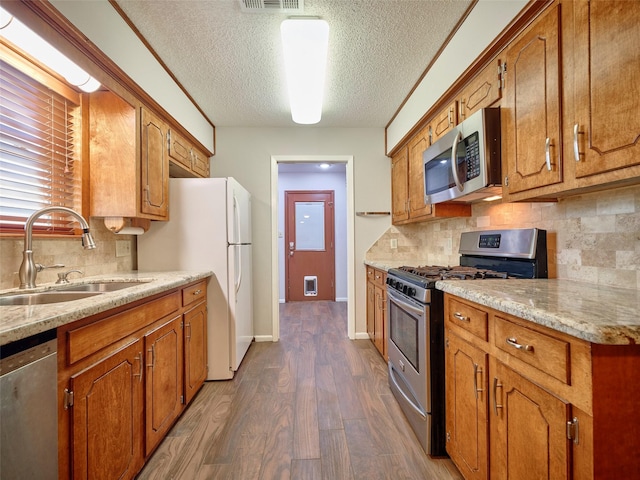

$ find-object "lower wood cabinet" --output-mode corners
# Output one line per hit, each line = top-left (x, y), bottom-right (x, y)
(366, 266), (387, 359)
(68, 340), (145, 480)
(444, 293), (640, 480)
(57, 280), (208, 480)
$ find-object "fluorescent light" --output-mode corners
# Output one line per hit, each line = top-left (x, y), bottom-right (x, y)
(0, 7), (101, 92)
(281, 18), (329, 124)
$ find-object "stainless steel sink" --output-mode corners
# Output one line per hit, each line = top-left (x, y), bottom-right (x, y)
(57, 281), (148, 292)
(0, 291), (102, 306)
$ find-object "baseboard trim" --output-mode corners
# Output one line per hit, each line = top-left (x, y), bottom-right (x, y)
(254, 335), (274, 343)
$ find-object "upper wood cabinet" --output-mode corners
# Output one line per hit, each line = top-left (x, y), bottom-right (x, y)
(458, 58), (503, 122)
(391, 146), (409, 224)
(571, 0), (640, 179)
(501, 2), (563, 196)
(391, 101), (471, 225)
(168, 128), (210, 179)
(90, 91), (169, 221)
(502, 0), (640, 201)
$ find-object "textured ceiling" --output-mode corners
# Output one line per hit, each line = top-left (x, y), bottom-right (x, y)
(114, 0), (472, 128)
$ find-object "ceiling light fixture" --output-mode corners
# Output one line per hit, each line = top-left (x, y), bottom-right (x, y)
(280, 17), (329, 125)
(0, 7), (101, 92)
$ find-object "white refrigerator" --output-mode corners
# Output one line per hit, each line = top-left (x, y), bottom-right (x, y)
(138, 177), (253, 380)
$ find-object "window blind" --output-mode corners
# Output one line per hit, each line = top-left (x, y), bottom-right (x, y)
(0, 58), (79, 234)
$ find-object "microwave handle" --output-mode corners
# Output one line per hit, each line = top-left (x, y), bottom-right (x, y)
(450, 130), (465, 192)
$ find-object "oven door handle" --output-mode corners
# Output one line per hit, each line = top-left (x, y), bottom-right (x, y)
(388, 363), (427, 420)
(387, 288), (424, 317)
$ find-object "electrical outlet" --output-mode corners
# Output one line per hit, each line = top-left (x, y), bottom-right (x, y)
(390, 238), (398, 249)
(116, 240), (131, 257)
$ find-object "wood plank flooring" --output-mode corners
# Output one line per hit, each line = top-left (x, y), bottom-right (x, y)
(137, 301), (463, 480)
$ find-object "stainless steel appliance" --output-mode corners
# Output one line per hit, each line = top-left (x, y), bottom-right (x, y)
(0, 329), (57, 479)
(386, 228), (547, 456)
(423, 107), (501, 204)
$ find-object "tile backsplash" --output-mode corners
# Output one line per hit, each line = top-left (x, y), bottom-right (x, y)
(0, 218), (136, 290)
(366, 184), (640, 290)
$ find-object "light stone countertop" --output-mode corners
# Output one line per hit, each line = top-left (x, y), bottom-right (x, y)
(364, 260), (640, 345)
(436, 279), (640, 345)
(0, 270), (212, 346)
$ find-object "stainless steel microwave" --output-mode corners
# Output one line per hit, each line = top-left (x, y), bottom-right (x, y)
(423, 107), (502, 204)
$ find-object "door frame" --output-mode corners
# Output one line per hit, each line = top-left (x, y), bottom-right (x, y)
(270, 155), (355, 341)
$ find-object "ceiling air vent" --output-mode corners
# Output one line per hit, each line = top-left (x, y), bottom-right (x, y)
(239, 0), (304, 14)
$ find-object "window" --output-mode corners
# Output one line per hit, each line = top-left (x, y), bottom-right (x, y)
(0, 47), (82, 235)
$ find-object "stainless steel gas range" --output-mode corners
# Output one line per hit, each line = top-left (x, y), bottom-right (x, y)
(386, 228), (548, 457)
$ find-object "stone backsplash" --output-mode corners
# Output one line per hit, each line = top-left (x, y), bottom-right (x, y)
(366, 184), (640, 290)
(0, 218), (136, 290)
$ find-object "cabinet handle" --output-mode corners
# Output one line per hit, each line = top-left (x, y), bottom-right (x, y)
(506, 337), (534, 352)
(186, 322), (191, 341)
(459, 99), (465, 119)
(133, 352), (143, 382)
(448, 107), (454, 126)
(192, 289), (202, 295)
(573, 124), (581, 162)
(147, 346), (155, 369)
(473, 363), (483, 399)
(493, 377), (503, 416)
(453, 312), (470, 322)
(545, 137), (553, 171)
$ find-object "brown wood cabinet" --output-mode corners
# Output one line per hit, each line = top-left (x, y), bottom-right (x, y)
(445, 333), (489, 480)
(90, 91), (169, 222)
(444, 293), (640, 480)
(502, 0), (640, 201)
(144, 315), (184, 456)
(501, 2), (563, 196)
(67, 340), (145, 480)
(391, 101), (471, 225)
(458, 58), (503, 123)
(57, 280), (208, 480)
(168, 127), (211, 178)
(366, 266), (387, 358)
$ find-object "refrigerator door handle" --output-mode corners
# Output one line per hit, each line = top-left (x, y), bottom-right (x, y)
(235, 244), (242, 297)
(233, 194), (241, 244)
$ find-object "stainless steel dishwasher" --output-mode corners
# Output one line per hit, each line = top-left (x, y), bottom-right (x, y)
(1, 329), (57, 479)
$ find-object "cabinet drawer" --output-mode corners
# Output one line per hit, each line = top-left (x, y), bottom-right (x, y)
(366, 266), (386, 287)
(494, 315), (569, 384)
(446, 297), (488, 341)
(182, 280), (207, 307)
(67, 292), (180, 365)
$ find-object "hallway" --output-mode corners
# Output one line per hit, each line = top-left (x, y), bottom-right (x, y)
(137, 301), (462, 479)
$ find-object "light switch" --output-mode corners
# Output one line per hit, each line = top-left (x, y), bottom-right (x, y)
(390, 238), (398, 249)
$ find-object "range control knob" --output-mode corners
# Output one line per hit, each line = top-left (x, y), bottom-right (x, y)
(408, 287), (416, 297)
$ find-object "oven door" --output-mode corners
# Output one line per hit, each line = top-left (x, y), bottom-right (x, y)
(386, 287), (429, 414)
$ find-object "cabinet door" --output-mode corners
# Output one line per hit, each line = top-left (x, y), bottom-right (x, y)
(391, 146), (409, 224)
(490, 358), (570, 480)
(502, 3), (563, 195)
(445, 333), (489, 480)
(167, 128), (191, 170)
(69, 340), (144, 480)
(431, 101), (457, 142)
(366, 280), (376, 342)
(140, 107), (169, 219)
(184, 302), (208, 404)
(408, 126), (432, 220)
(458, 59), (503, 122)
(191, 147), (210, 178)
(572, 0), (640, 178)
(145, 315), (184, 455)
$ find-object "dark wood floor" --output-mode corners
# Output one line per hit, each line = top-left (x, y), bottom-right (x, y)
(137, 301), (463, 479)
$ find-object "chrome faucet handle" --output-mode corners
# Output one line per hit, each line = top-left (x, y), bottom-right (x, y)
(35, 263), (65, 272)
(55, 269), (83, 284)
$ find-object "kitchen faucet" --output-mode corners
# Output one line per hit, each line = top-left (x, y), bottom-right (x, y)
(18, 206), (96, 289)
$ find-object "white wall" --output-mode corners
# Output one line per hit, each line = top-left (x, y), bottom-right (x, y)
(211, 127), (390, 338)
(278, 170), (348, 302)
